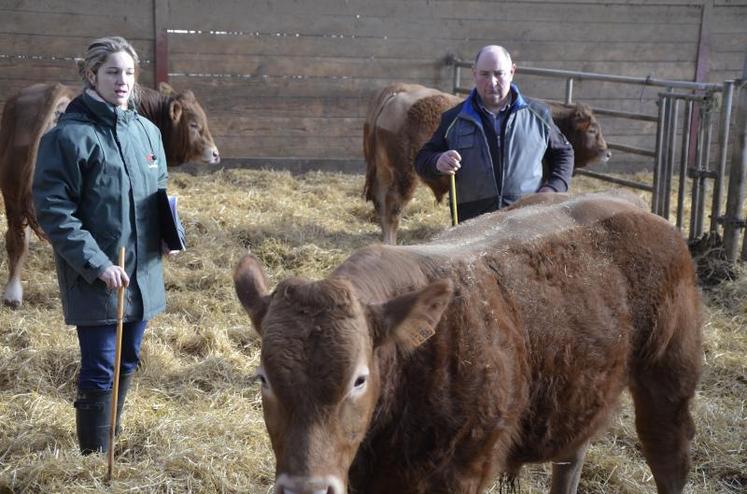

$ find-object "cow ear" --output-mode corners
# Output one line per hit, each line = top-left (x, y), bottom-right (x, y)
(368, 279), (453, 352)
(234, 254), (272, 335)
(169, 100), (183, 123)
(159, 82), (176, 96)
(574, 104), (591, 122)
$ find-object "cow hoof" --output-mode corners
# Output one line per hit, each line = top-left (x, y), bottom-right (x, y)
(3, 297), (21, 309)
(3, 282), (23, 308)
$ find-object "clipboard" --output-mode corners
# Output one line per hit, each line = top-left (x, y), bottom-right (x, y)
(157, 188), (186, 251)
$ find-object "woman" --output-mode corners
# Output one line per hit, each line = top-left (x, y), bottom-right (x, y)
(32, 36), (170, 454)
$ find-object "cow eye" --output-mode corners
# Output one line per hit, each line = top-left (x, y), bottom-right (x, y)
(189, 121), (200, 130)
(253, 371), (269, 389)
(354, 375), (367, 390)
(350, 366), (369, 396)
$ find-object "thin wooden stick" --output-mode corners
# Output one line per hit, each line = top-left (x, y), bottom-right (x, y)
(450, 174), (459, 226)
(107, 246), (126, 482)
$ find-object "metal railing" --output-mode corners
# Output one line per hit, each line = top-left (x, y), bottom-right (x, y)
(448, 57), (746, 262)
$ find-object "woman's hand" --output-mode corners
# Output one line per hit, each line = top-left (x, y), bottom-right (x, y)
(98, 266), (129, 289)
(162, 241), (180, 257)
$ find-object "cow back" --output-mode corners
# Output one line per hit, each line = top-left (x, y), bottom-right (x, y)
(353, 192), (695, 467)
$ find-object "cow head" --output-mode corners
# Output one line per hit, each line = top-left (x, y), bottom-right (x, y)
(159, 82), (220, 165)
(234, 254), (453, 494)
(563, 104), (611, 169)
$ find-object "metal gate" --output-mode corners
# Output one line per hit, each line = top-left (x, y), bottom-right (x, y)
(449, 58), (747, 264)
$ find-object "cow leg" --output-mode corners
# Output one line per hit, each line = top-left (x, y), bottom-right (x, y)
(376, 183), (401, 245)
(630, 287), (701, 494)
(549, 442), (589, 494)
(3, 220), (29, 308)
(630, 378), (696, 494)
(382, 193), (401, 245)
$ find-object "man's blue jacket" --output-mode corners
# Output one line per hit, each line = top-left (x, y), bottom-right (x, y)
(415, 85), (574, 222)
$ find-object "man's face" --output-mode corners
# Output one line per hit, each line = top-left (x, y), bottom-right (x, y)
(472, 49), (516, 112)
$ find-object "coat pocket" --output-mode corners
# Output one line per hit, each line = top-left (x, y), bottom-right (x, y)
(65, 275), (115, 323)
(454, 127), (475, 149)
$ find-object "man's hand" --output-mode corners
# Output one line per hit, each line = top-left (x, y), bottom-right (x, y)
(99, 266), (129, 290)
(436, 150), (462, 175)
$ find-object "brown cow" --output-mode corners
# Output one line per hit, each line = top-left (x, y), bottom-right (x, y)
(363, 83), (611, 244)
(547, 101), (612, 170)
(0, 82), (220, 306)
(234, 191), (702, 494)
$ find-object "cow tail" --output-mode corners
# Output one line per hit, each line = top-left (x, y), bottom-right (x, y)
(0, 95), (13, 189)
(25, 207), (47, 241)
(22, 130), (48, 241)
(363, 90), (399, 202)
(362, 120), (375, 202)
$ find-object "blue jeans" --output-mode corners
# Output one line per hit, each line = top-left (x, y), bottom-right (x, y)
(76, 321), (147, 391)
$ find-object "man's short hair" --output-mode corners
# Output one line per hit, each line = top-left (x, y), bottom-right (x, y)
(473, 45), (512, 66)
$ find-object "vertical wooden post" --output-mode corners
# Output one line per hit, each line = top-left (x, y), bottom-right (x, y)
(154, 0), (169, 89)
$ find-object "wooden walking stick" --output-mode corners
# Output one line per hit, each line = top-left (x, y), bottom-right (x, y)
(107, 246), (126, 482)
(450, 174), (459, 226)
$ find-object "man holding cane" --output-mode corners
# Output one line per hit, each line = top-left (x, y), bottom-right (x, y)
(415, 45), (574, 222)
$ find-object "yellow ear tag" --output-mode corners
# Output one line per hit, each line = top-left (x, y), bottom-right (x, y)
(401, 324), (436, 348)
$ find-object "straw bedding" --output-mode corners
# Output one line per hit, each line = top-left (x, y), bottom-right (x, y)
(0, 169), (744, 493)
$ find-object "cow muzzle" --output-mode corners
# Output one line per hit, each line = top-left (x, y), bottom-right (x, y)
(203, 146), (221, 164)
(274, 473), (345, 494)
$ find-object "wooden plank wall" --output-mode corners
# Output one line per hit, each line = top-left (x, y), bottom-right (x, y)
(711, 0), (747, 84)
(447, 1), (721, 171)
(0, 0), (156, 108)
(708, 1), (747, 170)
(1, 0), (745, 172)
(165, 0), (459, 165)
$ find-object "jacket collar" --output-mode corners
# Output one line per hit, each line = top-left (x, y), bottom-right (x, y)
(460, 84), (528, 125)
(62, 89), (137, 127)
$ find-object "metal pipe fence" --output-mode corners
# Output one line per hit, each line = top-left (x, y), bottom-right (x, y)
(448, 58), (747, 263)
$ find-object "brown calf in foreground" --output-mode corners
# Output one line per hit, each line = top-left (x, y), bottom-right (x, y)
(235, 191), (702, 494)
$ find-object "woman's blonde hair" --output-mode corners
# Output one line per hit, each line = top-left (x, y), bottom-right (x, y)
(76, 36), (141, 104)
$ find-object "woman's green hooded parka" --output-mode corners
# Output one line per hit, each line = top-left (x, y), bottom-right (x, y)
(33, 90), (168, 325)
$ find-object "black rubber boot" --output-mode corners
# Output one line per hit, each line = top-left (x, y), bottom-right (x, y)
(115, 373), (134, 435)
(74, 389), (112, 455)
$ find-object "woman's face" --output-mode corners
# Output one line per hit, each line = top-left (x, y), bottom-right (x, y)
(90, 50), (135, 109)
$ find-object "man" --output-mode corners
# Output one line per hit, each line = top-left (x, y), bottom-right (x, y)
(415, 45), (574, 222)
